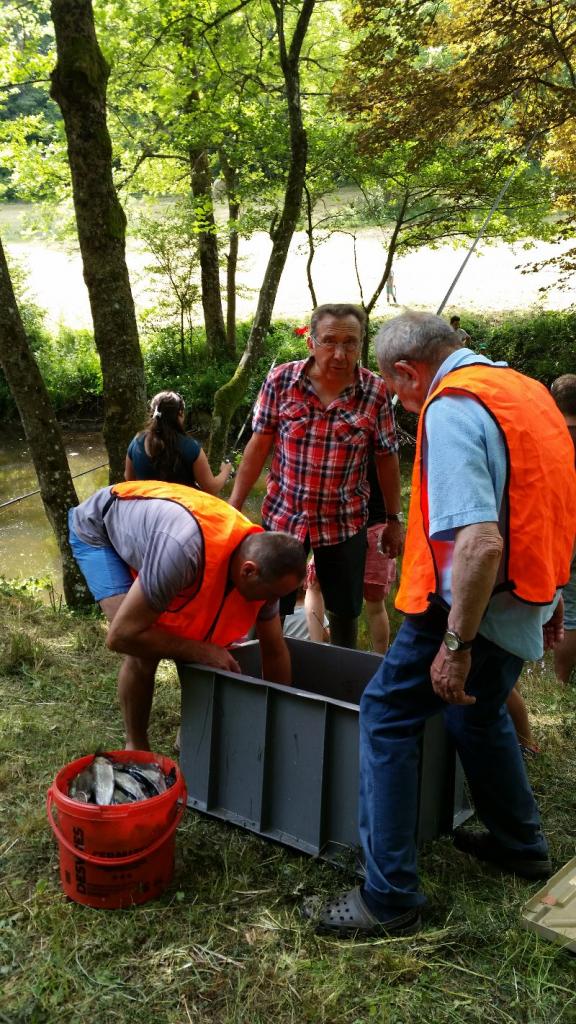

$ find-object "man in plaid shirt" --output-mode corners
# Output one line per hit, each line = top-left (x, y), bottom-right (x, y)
(229, 303), (403, 648)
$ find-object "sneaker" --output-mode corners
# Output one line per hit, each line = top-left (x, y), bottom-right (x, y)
(453, 830), (551, 880)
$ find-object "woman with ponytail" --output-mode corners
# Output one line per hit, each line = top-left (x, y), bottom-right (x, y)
(125, 390), (232, 494)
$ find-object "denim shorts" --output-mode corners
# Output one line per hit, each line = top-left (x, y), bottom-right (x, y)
(68, 508), (133, 602)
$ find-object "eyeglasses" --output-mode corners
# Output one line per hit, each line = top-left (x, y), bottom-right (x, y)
(312, 338), (361, 353)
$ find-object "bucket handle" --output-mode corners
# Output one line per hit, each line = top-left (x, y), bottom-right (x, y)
(47, 783), (187, 868)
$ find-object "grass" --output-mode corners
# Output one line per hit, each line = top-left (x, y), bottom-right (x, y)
(1, 582), (576, 1024)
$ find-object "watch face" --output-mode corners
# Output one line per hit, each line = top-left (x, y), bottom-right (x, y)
(444, 631), (460, 651)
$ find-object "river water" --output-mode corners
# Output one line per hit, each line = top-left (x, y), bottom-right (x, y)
(0, 431), (264, 593)
(0, 432), (109, 587)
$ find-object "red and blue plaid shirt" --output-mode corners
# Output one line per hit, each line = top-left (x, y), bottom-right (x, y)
(252, 358), (399, 546)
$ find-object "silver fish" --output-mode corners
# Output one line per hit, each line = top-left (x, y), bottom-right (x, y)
(123, 763), (167, 796)
(113, 769), (147, 802)
(111, 785), (132, 804)
(93, 755), (115, 805)
(69, 767), (94, 802)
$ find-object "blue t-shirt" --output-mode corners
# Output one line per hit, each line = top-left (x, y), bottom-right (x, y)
(127, 432), (201, 486)
(424, 348), (558, 660)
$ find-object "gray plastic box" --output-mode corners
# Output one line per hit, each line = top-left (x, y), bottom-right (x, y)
(178, 639), (471, 864)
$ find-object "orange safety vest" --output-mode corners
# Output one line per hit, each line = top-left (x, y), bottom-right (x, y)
(396, 364), (576, 614)
(110, 480), (265, 646)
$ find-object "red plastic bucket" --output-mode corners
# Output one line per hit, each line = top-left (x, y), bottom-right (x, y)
(47, 750), (187, 909)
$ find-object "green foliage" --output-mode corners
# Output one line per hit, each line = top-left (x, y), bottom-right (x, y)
(473, 308), (576, 385)
(35, 326), (103, 415)
(370, 307), (576, 387)
(0, 306), (573, 425)
(142, 319), (309, 434)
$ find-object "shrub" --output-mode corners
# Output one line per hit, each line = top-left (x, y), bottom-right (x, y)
(1, 307), (573, 425)
(35, 326), (102, 416)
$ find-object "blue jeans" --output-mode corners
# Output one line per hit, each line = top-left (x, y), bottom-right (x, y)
(359, 607), (548, 909)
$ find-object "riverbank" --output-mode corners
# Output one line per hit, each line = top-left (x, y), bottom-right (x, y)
(1, 582), (575, 1023)
(2, 200), (575, 330)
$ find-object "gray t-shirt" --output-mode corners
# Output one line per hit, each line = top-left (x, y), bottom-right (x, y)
(72, 487), (277, 620)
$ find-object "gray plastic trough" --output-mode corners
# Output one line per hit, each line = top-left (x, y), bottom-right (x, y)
(178, 638), (471, 865)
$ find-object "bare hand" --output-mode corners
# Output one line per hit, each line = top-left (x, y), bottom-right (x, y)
(543, 595), (564, 651)
(220, 460), (233, 479)
(430, 644), (476, 705)
(195, 643), (241, 674)
(378, 519), (404, 558)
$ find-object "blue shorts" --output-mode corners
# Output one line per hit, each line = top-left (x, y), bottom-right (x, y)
(563, 555), (576, 632)
(68, 508), (133, 602)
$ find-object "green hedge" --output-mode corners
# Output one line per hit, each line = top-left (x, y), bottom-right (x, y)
(0, 307), (574, 424)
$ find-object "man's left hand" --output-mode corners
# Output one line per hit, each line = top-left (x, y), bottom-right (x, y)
(430, 644), (476, 705)
(378, 519), (404, 558)
(543, 595), (564, 650)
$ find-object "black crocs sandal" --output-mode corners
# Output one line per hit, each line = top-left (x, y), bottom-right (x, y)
(304, 886), (421, 938)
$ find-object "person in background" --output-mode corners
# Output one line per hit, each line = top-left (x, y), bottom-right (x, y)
(505, 373), (576, 746)
(506, 683), (541, 758)
(306, 311), (576, 938)
(229, 303), (403, 651)
(283, 583), (329, 642)
(363, 450), (398, 653)
(450, 315), (471, 344)
(125, 390), (232, 495)
(303, 563), (331, 643)
(550, 373), (576, 683)
(385, 266), (397, 305)
(304, 451), (398, 653)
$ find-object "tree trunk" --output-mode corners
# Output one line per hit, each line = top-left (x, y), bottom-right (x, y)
(361, 194), (408, 364)
(189, 146), (228, 359)
(50, 0), (147, 483)
(209, 0), (316, 467)
(303, 182), (318, 308)
(0, 238), (92, 608)
(220, 152), (240, 357)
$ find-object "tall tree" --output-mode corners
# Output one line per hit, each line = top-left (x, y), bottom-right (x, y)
(302, 135), (555, 360)
(208, 0), (316, 465)
(334, 0), (576, 282)
(50, 0), (146, 482)
(0, 237), (91, 608)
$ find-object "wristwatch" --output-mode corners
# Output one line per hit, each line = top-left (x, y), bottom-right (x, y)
(386, 513), (404, 523)
(443, 629), (474, 652)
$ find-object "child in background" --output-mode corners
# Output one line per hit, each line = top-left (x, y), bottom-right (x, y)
(284, 581), (329, 643)
(125, 390), (232, 494)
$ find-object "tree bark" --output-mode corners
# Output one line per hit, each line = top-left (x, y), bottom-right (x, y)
(189, 146), (229, 358)
(303, 183), (318, 308)
(220, 151), (239, 356)
(361, 194), (409, 364)
(0, 238), (92, 608)
(209, 0), (316, 467)
(50, 0), (146, 483)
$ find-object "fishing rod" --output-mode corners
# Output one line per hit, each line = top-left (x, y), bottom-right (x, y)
(0, 461), (108, 512)
(388, 132), (543, 424)
(436, 130), (541, 316)
(232, 355), (278, 452)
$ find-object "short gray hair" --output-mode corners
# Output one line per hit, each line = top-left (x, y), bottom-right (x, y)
(310, 303), (366, 338)
(240, 532), (307, 582)
(551, 373), (576, 416)
(374, 311), (460, 373)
